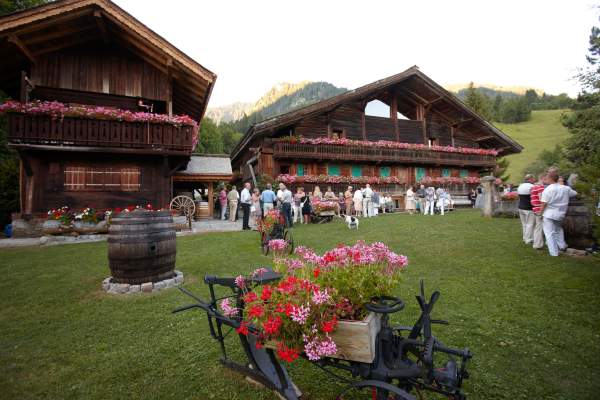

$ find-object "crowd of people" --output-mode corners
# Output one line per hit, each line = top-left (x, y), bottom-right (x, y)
(404, 185), (453, 215)
(216, 182), (400, 230)
(516, 167), (577, 257)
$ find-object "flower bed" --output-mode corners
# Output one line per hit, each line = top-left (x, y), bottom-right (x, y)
(277, 136), (498, 156)
(257, 209), (281, 235)
(0, 100), (199, 147)
(500, 192), (518, 201)
(226, 241), (408, 363)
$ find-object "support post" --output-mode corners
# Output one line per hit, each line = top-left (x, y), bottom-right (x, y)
(361, 106), (366, 140)
(390, 95), (399, 142)
(480, 176), (496, 217)
(208, 181), (214, 219)
(450, 126), (456, 147)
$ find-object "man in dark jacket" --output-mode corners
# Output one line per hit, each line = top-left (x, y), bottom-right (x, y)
(517, 174), (536, 244)
(416, 184), (426, 214)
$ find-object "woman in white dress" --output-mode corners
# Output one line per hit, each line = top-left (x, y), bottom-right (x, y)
(405, 186), (416, 214)
(353, 188), (363, 217)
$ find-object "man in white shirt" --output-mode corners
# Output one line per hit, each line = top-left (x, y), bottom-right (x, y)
(540, 168), (577, 256)
(517, 174), (536, 244)
(240, 182), (252, 230)
(278, 183), (294, 227)
(435, 187), (446, 215)
(363, 184), (374, 217)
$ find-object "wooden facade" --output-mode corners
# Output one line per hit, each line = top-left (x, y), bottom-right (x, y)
(0, 0), (216, 215)
(231, 67), (522, 195)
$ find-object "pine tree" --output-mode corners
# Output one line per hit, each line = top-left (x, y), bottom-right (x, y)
(464, 82), (493, 120)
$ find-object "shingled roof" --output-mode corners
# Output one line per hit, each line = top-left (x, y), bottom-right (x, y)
(231, 66), (522, 161)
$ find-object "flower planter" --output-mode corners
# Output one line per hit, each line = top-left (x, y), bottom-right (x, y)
(329, 312), (381, 363)
(42, 220), (72, 235)
(265, 313), (381, 363)
(73, 220), (108, 234)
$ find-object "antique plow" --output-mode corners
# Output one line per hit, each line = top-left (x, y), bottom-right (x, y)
(173, 270), (472, 399)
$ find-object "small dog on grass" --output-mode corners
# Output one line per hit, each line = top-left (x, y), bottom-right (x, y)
(339, 214), (359, 230)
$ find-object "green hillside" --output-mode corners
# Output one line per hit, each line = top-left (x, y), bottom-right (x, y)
(496, 109), (571, 182)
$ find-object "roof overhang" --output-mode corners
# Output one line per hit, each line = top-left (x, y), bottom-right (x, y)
(0, 0), (216, 122)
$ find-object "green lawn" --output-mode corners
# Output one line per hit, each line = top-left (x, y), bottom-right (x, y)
(1, 211), (599, 400)
(497, 110), (571, 182)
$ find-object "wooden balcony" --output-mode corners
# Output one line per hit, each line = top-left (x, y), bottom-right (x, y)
(6, 114), (196, 155)
(272, 141), (496, 167)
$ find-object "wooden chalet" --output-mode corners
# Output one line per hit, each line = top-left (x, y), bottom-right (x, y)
(231, 66), (522, 199)
(0, 0), (216, 216)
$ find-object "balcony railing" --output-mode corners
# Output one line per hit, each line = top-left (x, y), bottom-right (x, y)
(7, 114), (195, 154)
(273, 142), (496, 167)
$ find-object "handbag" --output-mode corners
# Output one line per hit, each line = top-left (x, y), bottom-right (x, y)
(250, 205), (256, 213)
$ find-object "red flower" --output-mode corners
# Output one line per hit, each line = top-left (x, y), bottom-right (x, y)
(261, 285), (273, 301)
(276, 342), (299, 363)
(243, 292), (258, 303)
(248, 304), (264, 318)
(255, 341), (263, 350)
(313, 267), (321, 279)
(284, 303), (294, 316)
(263, 316), (282, 335)
(322, 316), (338, 333)
(114, 207), (122, 213)
(236, 322), (249, 336)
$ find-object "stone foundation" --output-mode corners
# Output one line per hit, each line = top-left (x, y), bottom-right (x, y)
(102, 270), (184, 294)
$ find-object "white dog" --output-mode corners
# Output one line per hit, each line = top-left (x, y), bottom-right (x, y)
(341, 214), (359, 230)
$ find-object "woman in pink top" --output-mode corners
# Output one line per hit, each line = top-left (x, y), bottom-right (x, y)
(219, 187), (228, 220)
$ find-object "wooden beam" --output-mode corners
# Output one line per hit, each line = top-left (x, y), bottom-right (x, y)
(93, 10), (110, 44)
(33, 32), (100, 55)
(450, 126), (456, 147)
(8, 34), (35, 64)
(451, 117), (474, 128)
(167, 58), (173, 116)
(390, 94), (399, 141)
(425, 96), (444, 107)
(475, 135), (495, 142)
(24, 24), (94, 45)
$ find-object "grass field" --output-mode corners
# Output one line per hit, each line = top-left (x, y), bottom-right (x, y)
(496, 109), (571, 182)
(1, 211), (599, 400)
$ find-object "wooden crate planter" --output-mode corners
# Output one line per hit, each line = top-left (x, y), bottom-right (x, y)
(329, 313), (381, 363)
(266, 313), (381, 363)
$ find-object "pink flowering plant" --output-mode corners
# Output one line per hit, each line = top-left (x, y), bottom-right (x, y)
(278, 135), (498, 156)
(233, 241), (409, 363)
(312, 199), (338, 213)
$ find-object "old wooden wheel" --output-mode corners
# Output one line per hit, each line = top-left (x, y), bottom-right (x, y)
(170, 195), (196, 229)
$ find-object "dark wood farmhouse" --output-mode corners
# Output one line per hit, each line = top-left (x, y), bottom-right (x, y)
(231, 66), (522, 200)
(0, 0), (216, 217)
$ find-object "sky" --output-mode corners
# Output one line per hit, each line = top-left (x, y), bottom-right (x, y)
(114, 0), (598, 107)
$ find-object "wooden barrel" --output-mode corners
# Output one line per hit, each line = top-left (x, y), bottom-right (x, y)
(194, 201), (210, 220)
(107, 210), (176, 284)
(563, 199), (595, 249)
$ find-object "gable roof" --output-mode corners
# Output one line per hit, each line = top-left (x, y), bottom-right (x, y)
(0, 0), (216, 121)
(231, 66), (522, 161)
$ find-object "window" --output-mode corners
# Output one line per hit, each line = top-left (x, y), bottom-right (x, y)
(279, 165), (290, 175)
(328, 164), (341, 176)
(351, 165), (362, 177)
(64, 166), (140, 191)
(380, 166), (391, 177)
(415, 167), (426, 181)
(428, 139), (437, 147)
(442, 168), (450, 177)
(297, 163), (305, 177)
(459, 169), (468, 178)
(331, 128), (345, 139)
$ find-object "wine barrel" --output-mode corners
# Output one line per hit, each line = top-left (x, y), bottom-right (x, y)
(194, 201), (210, 220)
(108, 210), (176, 284)
(563, 199), (595, 250)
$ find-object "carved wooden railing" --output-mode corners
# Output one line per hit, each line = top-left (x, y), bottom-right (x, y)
(273, 142), (496, 167)
(7, 114), (195, 153)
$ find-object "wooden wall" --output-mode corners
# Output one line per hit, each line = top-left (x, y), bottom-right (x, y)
(31, 43), (169, 102)
(20, 151), (173, 214)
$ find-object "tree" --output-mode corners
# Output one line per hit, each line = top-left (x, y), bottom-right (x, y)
(494, 157), (511, 183)
(499, 96), (531, 123)
(220, 124), (243, 154)
(464, 82), (492, 120)
(524, 89), (538, 104)
(0, 0), (48, 15)
(492, 94), (503, 121)
(196, 118), (223, 154)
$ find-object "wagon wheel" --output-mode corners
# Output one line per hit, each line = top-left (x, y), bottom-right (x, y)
(170, 195), (196, 229)
(283, 229), (294, 255)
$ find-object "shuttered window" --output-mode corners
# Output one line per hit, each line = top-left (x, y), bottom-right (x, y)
(380, 166), (391, 177)
(64, 166), (140, 191)
(328, 164), (341, 176)
(297, 163), (304, 177)
(416, 167), (426, 181)
(459, 169), (468, 178)
(351, 165), (362, 177)
(442, 168), (450, 177)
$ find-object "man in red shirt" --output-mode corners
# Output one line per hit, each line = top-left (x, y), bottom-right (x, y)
(530, 173), (547, 249)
